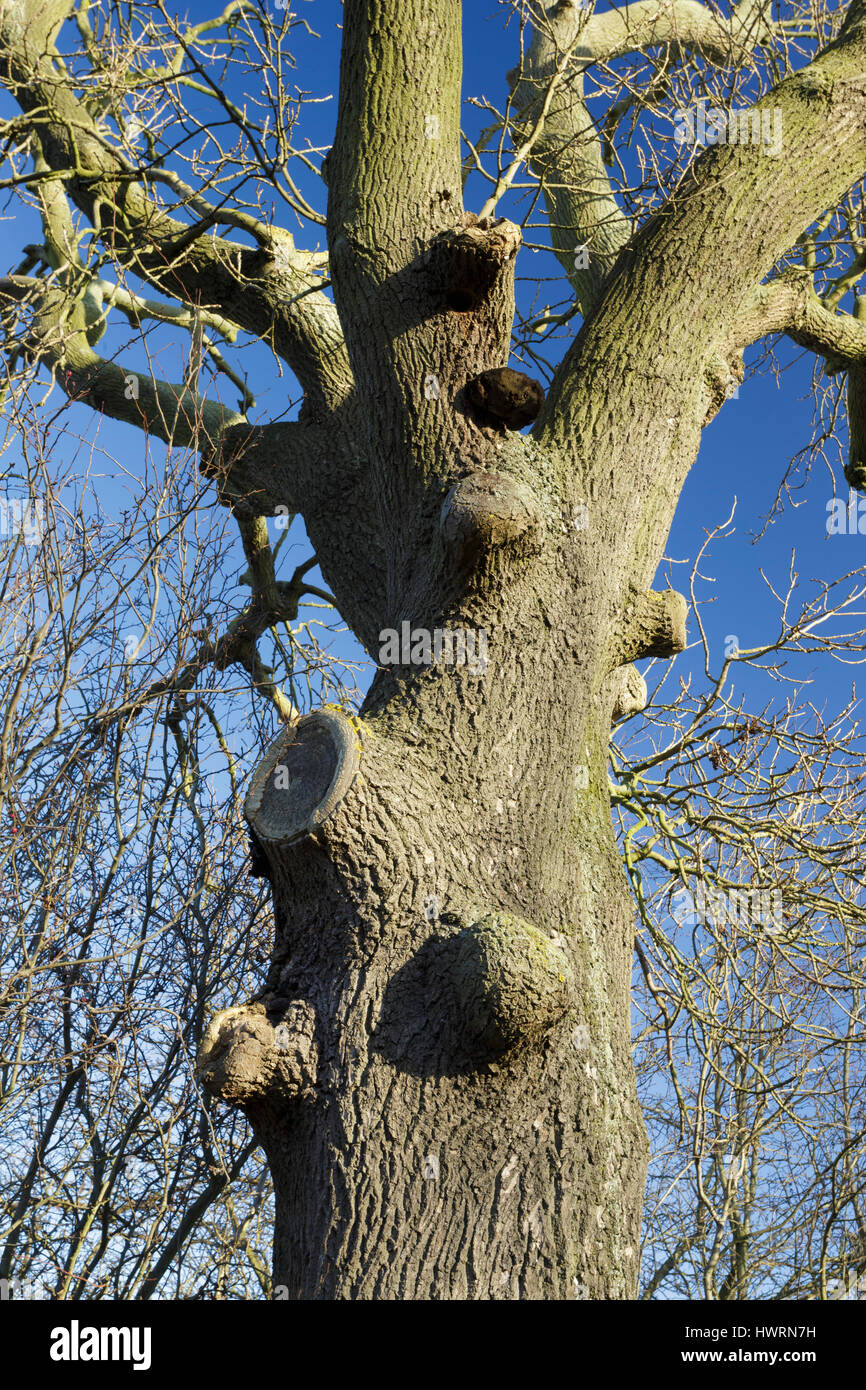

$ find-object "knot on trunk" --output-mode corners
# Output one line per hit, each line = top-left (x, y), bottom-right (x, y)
(454, 912), (573, 1059)
(426, 216), (521, 314)
(611, 586), (688, 667)
(703, 350), (744, 425)
(245, 708), (360, 850)
(608, 663), (648, 722)
(197, 999), (318, 1108)
(440, 470), (545, 563)
(464, 367), (545, 431)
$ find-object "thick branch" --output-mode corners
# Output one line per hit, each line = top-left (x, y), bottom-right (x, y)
(508, 0), (774, 315)
(732, 268), (866, 362)
(539, 11), (866, 596)
(328, 0), (463, 275)
(206, 415), (386, 652)
(577, 0), (775, 66)
(0, 275), (241, 449)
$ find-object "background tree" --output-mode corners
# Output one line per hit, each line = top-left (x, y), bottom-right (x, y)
(626, 535), (866, 1299)
(1, 0), (866, 1300)
(0, 407), (361, 1297)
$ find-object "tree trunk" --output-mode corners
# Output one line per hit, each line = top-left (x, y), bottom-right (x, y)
(198, 356), (692, 1297)
(202, 589), (651, 1299)
(193, 0), (866, 1300)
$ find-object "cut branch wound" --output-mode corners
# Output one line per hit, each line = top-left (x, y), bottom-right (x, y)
(245, 709), (361, 850)
(198, 1000), (318, 1108)
(426, 215), (522, 314)
(612, 587), (688, 667)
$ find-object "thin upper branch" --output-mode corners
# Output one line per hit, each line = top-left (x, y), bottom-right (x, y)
(0, 0), (353, 416)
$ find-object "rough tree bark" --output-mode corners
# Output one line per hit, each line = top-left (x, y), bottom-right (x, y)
(4, 0), (866, 1300)
(198, 1), (866, 1299)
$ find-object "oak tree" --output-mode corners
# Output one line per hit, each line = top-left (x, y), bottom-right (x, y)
(3, 0), (866, 1299)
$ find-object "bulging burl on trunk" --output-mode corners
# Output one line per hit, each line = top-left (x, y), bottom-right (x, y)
(454, 911), (574, 1059)
(374, 907), (577, 1076)
(464, 367), (545, 431)
(440, 469), (545, 563)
